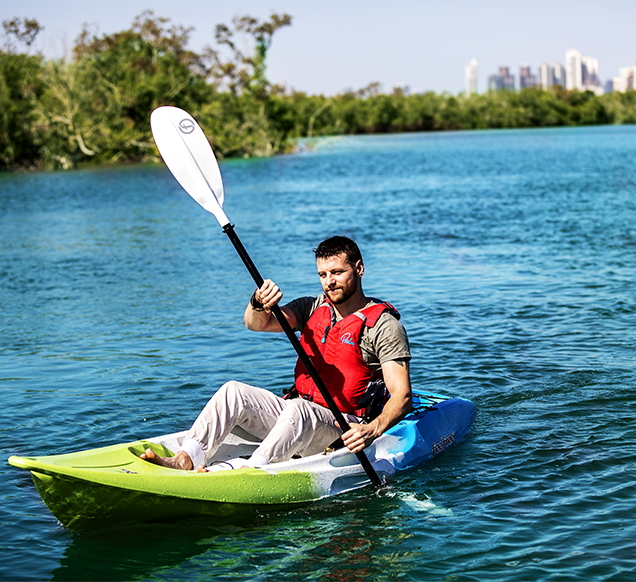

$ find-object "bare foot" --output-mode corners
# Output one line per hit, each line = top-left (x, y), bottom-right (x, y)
(140, 448), (193, 471)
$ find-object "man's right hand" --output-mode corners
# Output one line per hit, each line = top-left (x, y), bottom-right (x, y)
(254, 279), (283, 312)
(244, 280), (297, 332)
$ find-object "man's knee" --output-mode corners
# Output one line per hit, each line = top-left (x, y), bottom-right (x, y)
(204, 381), (244, 413)
(279, 399), (313, 425)
(216, 380), (242, 398)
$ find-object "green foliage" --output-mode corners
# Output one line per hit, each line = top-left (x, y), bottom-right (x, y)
(286, 86), (631, 139)
(0, 11), (293, 170)
(198, 93), (282, 158)
(212, 13), (292, 99)
(39, 10), (215, 168)
(0, 51), (45, 169)
(2, 17), (42, 51)
(0, 10), (635, 171)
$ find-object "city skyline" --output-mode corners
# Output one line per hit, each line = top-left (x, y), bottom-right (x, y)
(468, 48), (635, 95)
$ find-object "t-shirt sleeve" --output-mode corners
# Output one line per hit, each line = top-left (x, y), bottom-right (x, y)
(363, 311), (411, 367)
(284, 296), (324, 332)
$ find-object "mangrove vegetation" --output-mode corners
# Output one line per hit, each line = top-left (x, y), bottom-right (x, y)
(2, 12), (636, 171)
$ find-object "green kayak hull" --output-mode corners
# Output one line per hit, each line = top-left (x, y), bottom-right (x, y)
(9, 392), (477, 529)
(10, 440), (321, 529)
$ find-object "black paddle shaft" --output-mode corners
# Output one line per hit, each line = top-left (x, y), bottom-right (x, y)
(222, 223), (382, 487)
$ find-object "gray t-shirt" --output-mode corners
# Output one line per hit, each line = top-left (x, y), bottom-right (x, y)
(285, 294), (411, 374)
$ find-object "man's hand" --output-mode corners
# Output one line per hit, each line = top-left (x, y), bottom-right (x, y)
(244, 279), (297, 332)
(254, 279), (283, 312)
(340, 422), (381, 454)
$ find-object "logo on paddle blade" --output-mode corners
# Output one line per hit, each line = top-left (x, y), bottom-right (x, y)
(179, 119), (195, 134)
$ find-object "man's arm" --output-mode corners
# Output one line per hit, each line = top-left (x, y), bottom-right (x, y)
(244, 279), (298, 332)
(340, 359), (412, 454)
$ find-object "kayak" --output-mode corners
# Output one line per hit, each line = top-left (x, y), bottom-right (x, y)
(9, 390), (476, 530)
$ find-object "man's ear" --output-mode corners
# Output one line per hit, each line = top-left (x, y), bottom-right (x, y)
(356, 260), (364, 277)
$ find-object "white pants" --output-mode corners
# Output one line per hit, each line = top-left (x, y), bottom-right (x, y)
(179, 381), (364, 466)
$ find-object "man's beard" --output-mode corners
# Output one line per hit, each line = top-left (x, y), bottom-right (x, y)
(326, 278), (358, 304)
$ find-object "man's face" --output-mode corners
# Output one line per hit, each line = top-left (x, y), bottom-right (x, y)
(316, 253), (364, 305)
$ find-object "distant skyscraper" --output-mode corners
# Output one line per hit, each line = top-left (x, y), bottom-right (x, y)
(519, 66), (537, 88)
(565, 50), (603, 93)
(539, 62), (553, 89)
(488, 66), (515, 91)
(553, 63), (566, 87)
(582, 56), (600, 87)
(613, 66), (636, 92)
(465, 58), (478, 94)
(565, 49), (583, 90)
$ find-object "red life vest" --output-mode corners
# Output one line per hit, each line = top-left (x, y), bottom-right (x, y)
(293, 300), (398, 415)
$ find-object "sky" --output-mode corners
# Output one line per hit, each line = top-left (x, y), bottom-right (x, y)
(2, 0), (635, 95)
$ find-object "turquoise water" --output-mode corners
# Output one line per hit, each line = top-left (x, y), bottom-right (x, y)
(2, 125), (635, 581)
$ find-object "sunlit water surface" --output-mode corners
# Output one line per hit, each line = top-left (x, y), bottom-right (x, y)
(2, 125), (635, 581)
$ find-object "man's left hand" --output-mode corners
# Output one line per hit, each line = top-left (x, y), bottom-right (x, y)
(339, 422), (380, 454)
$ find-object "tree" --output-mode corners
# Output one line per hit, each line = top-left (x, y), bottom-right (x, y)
(0, 17), (45, 169)
(34, 10), (215, 168)
(195, 12), (294, 158)
(211, 13), (292, 98)
(2, 17), (42, 52)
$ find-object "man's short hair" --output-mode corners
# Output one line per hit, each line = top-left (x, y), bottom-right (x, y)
(314, 236), (363, 265)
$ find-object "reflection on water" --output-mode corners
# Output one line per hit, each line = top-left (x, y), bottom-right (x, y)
(51, 488), (429, 582)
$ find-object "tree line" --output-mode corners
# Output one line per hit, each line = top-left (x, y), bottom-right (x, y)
(1, 12), (636, 171)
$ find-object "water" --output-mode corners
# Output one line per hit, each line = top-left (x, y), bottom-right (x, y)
(2, 125), (635, 581)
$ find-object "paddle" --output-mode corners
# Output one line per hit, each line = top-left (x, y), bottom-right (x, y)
(150, 106), (382, 487)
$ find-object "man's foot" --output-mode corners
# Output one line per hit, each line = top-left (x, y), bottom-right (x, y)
(140, 448), (193, 471)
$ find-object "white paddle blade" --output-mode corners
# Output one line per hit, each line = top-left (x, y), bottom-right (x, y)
(150, 106), (229, 227)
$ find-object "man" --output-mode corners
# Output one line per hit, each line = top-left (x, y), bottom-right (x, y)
(141, 236), (412, 471)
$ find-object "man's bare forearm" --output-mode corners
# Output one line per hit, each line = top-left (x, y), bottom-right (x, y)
(244, 303), (277, 331)
(366, 392), (411, 439)
(243, 279), (296, 332)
